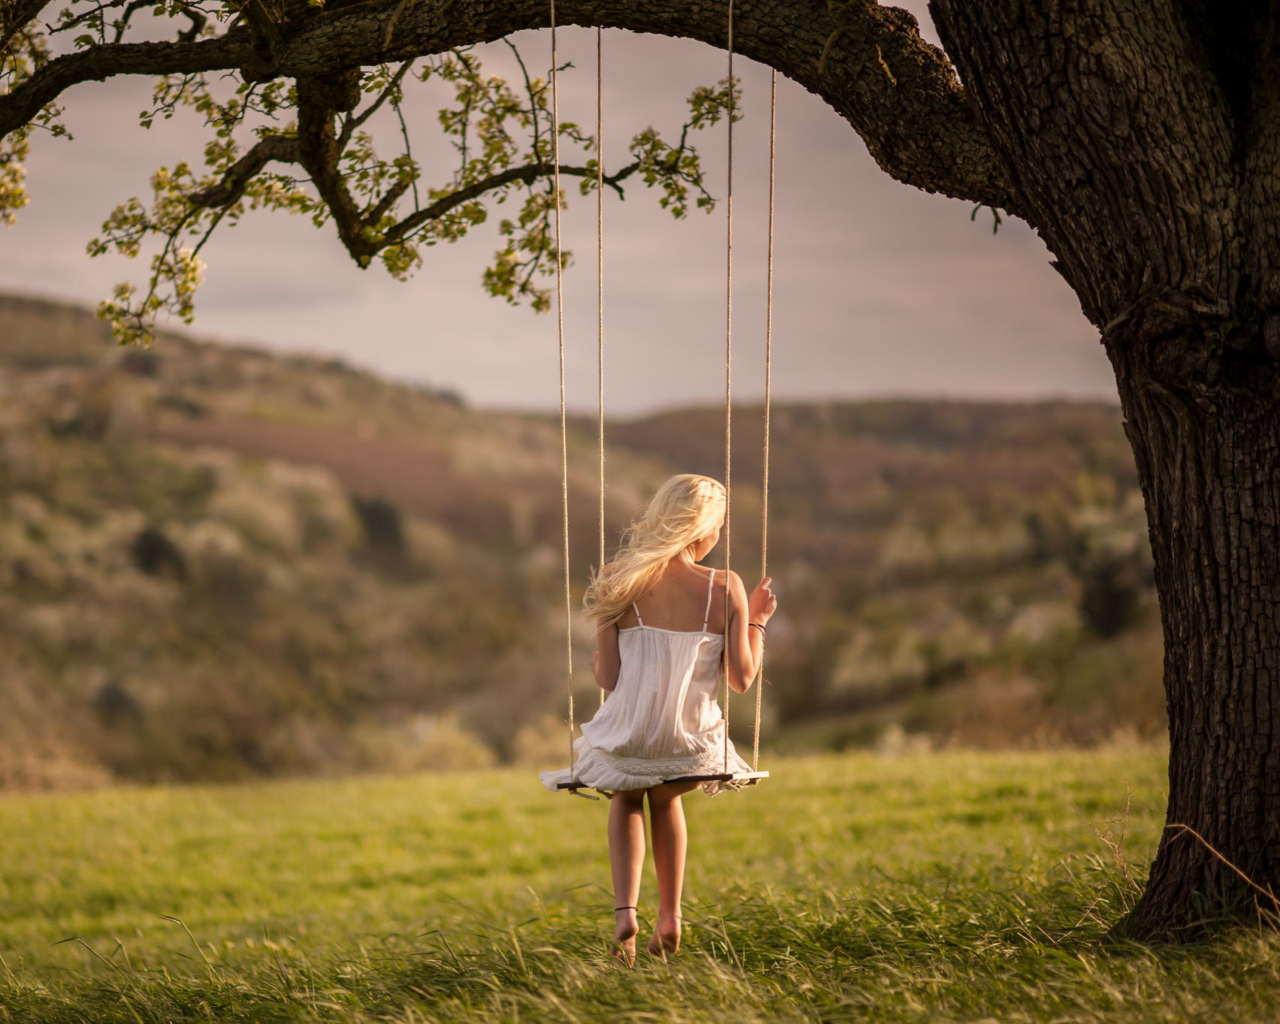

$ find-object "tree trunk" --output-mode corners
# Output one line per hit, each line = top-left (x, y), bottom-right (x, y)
(926, 0), (1280, 936)
(1107, 317), (1280, 936)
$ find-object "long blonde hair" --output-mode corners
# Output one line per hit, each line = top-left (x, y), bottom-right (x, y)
(585, 474), (726, 626)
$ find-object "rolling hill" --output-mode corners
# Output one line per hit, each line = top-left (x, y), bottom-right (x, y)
(0, 292), (1162, 789)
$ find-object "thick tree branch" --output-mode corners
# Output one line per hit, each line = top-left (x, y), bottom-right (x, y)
(0, 31), (251, 137)
(295, 72), (370, 258)
(281, 0), (1014, 211)
(931, 0), (1238, 331)
(0, 1), (1016, 213)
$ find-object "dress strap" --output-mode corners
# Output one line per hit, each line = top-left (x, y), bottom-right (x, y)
(632, 602), (644, 625)
(702, 570), (716, 632)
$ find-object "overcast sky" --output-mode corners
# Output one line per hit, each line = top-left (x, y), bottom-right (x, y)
(2, 3), (1116, 416)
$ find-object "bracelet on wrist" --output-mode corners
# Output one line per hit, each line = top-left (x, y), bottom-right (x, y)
(748, 621), (767, 635)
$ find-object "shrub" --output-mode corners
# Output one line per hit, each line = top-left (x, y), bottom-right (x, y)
(131, 525), (188, 581)
(510, 713), (573, 768)
(351, 715), (497, 774)
(350, 493), (405, 558)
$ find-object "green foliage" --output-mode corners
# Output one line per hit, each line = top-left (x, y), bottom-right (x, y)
(88, 72), (312, 341)
(7, 749), (1278, 1024)
(0, 124), (30, 225)
(29, 4), (736, 343)
(0, 25), (71, 225)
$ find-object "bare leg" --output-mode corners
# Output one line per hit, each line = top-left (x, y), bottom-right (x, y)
(607, 789), (647, 965)
(646, 781), (698, 957)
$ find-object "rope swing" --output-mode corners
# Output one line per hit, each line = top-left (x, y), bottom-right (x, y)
(754, 67), (777, 773)
(721, 0), (735, 776)
(596, 26), (607, 710)
(548, 0), (575, 779)
(553, 2), (776, 794)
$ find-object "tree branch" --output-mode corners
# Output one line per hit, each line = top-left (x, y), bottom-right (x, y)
(187, 133), (301, 207)
(337, 57), (413, 150)
(0, 0), (1015, 212)
(383, 158), (638, 244)
(0, 31), (251, 138)
(283, 0), (1014, 211)
(184, 114), (640, 263)
(294, 72), (376, 259)
(931, 0), (1237, 328)
(0, 0), (52, 59)
(185, 135), (639, 267)
(364, 174), (412, 225)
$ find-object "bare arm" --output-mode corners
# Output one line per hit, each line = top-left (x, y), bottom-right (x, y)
(725, 572), (777, 694)
(591, 620), (621, 692)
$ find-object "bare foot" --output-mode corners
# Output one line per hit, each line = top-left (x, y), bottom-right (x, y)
(646, 912), (681, 959)
(611, 908), (637, 966)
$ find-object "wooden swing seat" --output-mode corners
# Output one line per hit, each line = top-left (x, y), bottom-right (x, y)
(556, 770), (768, 793)
(662, 770), (768, 784)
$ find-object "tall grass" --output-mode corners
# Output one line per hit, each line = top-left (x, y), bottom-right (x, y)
(3, 749), (1278, 1023)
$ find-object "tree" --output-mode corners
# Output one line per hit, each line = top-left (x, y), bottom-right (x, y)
(2, 2), (739, 340)
(2, 0), (1277, 939)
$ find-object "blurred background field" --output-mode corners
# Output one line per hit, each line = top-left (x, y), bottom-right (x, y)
(0, 291), (1162, 791)
(16, 747), (1272, 1024)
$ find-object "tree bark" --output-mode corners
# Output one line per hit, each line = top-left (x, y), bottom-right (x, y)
(928, 0), (1280, 937)
(1108, 318), (1280, 936)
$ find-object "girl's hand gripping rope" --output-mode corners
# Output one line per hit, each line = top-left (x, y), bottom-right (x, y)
(749, 576), (777, 625)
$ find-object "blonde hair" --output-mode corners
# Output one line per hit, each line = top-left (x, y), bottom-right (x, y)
(584, 474), (726, 626)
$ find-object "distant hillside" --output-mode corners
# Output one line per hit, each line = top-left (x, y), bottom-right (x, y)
(0, 293), (1161, 790)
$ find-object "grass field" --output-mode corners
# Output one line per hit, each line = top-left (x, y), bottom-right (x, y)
(3, 748), (1279, 1023)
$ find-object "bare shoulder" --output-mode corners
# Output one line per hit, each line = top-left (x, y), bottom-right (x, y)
(724, 569), (749, 600)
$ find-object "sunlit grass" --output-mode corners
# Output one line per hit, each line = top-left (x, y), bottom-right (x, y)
(3, 748), (1279, 1022)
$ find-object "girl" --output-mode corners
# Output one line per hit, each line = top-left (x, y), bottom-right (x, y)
(540, 473), (777, 964)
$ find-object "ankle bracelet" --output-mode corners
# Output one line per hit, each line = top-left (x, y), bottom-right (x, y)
(614, 905), (637, 912)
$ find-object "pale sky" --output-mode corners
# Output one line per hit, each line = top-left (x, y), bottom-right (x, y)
(2, 3), (1116, 415)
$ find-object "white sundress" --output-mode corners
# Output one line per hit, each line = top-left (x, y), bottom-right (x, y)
(540, 569), (754, 797)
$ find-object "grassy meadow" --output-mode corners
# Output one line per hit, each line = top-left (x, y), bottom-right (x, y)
(4, 747), (1279, 1023)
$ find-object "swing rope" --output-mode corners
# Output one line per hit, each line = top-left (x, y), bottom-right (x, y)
(722, 0), (735, 775)
(753, 68), (777, 773)
(597, 26), (607, 708)
(549, 0), (574, 773)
